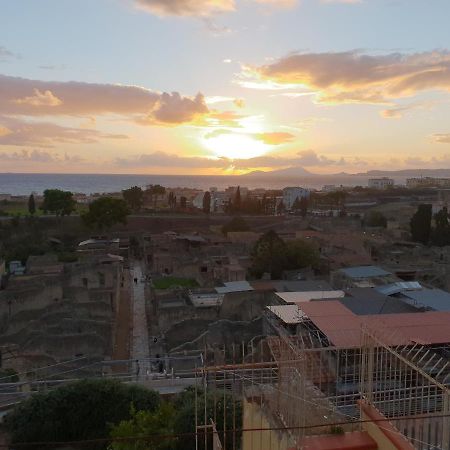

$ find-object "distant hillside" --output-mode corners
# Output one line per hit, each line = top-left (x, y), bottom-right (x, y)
(242, 166), (450, 180)
(236, 166), (450, 189)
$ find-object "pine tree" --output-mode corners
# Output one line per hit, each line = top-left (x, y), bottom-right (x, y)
(28, 194), (36, 216)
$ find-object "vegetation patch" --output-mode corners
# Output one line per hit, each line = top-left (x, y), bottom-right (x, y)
(153, 277), (199, 290)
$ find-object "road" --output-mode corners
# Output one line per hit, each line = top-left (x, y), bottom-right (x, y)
(131, 262), (151, 378)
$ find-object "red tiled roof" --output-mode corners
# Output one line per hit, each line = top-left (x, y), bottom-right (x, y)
(298, 300), (450, 348)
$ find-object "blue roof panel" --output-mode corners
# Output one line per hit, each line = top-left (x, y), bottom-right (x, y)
(340, 266), (391, 279)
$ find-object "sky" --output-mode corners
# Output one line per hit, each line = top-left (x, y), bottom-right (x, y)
(1, 0), (450, 175)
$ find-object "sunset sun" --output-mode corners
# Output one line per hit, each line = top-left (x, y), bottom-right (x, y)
(203, 132), (269, 160)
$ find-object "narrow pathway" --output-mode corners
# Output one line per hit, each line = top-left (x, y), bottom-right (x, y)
(131, 262), (150, 378)
(111, 268), (131, 374)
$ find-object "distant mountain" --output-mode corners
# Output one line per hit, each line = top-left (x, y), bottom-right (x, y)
(242, 166), (450, 180)
(242, 166), (313, 177)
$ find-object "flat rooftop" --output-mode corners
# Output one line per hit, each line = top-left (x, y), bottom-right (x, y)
(267, 305), (306, 325)
(215, 281), (254, 294)
(276, 290), (345, 304)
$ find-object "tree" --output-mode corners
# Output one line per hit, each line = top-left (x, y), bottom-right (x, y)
(147, 185), (166, 209)
(168, 192), (177, 209)
(285, 239), (319, 270)
(435, 207), (449, 229)
(233, 186), (241, 212)
(28, 194), (36, 216)
(276, 200), (285, 215)
(292, 197), (308, 217)
(82, 197), (130, 230)
(410, 204), (432, 244)
(4, 379), (160, 446)
(122, 186), (144, 212)
(172, 387), (242, 450)
(250, 232), (318, 279)
(221, 216), (250, 235)
(364, 211), (387, 228)
(431, 207), (450, 247)
(299, 197), (308, 218)
(250, 230), (288, 279)
(180, 196), (187, 209)
(110, 403), (176, 450)
(41, 189), (76, 216)
(202, 191), (211, 214)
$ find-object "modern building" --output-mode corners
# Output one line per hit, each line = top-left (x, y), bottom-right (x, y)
(282, 187), (310, 210)
(368, 177), (394, 189)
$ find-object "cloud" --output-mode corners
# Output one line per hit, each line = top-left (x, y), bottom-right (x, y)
(138, 92), (208, 125)
(404, 154), (450, 167)
(134, 0), (235, 17)
(0, 117), (128, 147)
(15, 89), (63, 107)
(115, 151), (224, 168)
(0, 74), (210, 125)
(0, 46), (16, 62)
(133, 0), (299, 18)
(115, 149), (347, 170)
(255, 132), (295, 145)
(38, 64), (67, 71)
(0, 149), (84, 164)
(432, 134), (450, 144)
(0, 125), (12, 137)
(201, 110), (245, 127)
(320, 0), (361, 3)
(241, 50), (450, 104)
(253, 0), (297, 7)
(381, 100), (438, 119)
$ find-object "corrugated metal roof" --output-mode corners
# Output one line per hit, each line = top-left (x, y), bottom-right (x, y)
(215, 281), (254, 294)
(401, 288), (450, 312)
(375, 281), (422, 296)
(339, 266), (391, 279)
(276, 290), (345, 304)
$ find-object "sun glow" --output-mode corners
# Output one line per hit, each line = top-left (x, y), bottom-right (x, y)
(203, 132), (269, 159)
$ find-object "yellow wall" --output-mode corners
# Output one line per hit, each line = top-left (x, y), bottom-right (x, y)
(242, 398), (292, 450)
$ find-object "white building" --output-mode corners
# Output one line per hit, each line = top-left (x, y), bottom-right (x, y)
(192, 192), (206, 210)
(368, 178), (394, 189)
(282, 187), (310, 210)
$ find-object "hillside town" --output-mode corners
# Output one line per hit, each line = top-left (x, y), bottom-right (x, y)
(1, 178), (450, 448)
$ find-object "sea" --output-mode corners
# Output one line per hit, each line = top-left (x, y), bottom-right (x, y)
(0, 173), (325, 196)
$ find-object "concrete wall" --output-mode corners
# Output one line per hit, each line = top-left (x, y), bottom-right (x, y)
(242, 398), (292, 450)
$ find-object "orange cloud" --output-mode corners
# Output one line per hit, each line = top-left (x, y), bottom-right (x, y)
(0, 74), (210, 125)
(0, 117), (128, 147)
(14, 89), (62, 107)
(134, 0), (235, 17)
(255, 132), (295, 145)
(0, 125), (11, 137)
(242, 50), (450, 104)
(432, 134), (450, 144)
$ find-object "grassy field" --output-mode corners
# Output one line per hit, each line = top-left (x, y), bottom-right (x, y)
(0, 201), (87, 216)
(153, 277), (199, 290)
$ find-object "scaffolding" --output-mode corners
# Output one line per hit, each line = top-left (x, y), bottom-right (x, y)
(193, 324), (450, 450)
(360, 326), (450, 450)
